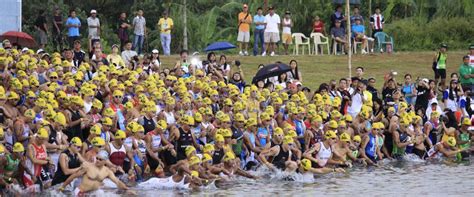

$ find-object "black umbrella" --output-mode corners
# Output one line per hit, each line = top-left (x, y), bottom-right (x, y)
(252, 63), (291, 84)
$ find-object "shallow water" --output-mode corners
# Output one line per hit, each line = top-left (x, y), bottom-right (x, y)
(44, 157), (473, 196)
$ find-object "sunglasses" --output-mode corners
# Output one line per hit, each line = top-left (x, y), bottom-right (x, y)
(346, 121), (352, 123)
(73, 145), (82, 149)
(50, 76), (58, 79)
(330, 138), (337, 141)
(114, 96), (123, 99)
(196, 75), (204, 78)
(95, 145), (103, 149)
(96, 157), (105, 161)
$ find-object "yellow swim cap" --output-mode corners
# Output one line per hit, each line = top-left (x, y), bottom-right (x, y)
(203, 144), (215, 154)
(191, 170), (199, 177)
(301, 158), (312, 170)
(223, 151), (236, 162)
(215, 134), (224, 142)
(70, 137), (83, 146)
(185, 146), (196, 157)
(37, 128), (49, 139)
(188, 156), (201, 166)
(283, 135), (294, 144)
(325, 130), (337, 140)
(328, 120), (338, 129)
(446, 136), (456, 147)
(13, 142), (25, 153)
(202, 153), (213, 163)
(114, 130), (126, 139)
(340, 132), (351, 142)
(353, 135), (362, 143)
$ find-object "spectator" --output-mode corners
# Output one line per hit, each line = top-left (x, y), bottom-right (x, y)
(352, 18), (369, 54)
(237, 4), (252, 56)
(91, 47), (109, 67)
(433, 44), (448, 91)
(350, 7), (364, 25)
(443, 80), (462, 113)
(72, 40), (86, 67)
(52, 8), (63, 51)
(415, 78), (430, 112)
(330, 5), (346, 29)
(287, 59), (302, 82)
(253, 7), (265, 56)
(312, 16), (326, 35)
(219, 55), (231, 78)
(121, 41), (138, 66)
(367, 77), (379, 100)
(107, 44), (126, 69)
(87, 10), (101, 52)
(34, 10), (48, 49)
(330, 20), (348, 54)
(281, 11), (293, 55)
(117, 12), (131, 51)
(132, 9), (146, 55)
(158, 11), (173, 56)
(355, 66), (364, 80)
(370, 7), (385, 37)
(402, 74), (416, 105)
(263, 6), (280, 57)
(65, 10), (81, 48)
(459, 56), (473, 93)
(150, 49), (161, 72)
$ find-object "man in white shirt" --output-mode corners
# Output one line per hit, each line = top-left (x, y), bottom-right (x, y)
(121, 41), (138, 67)
(263, 6), (280, 57)
(87, 10), (101, 52)
(132, 9), (146, 55)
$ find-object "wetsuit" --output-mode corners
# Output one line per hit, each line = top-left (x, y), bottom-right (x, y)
(51, 149), (81, 186)
(146, 131), (162, 170)
(271, 145), (289, 170)
(212, 147), (225, 164)
(142, 116), (156, 135)
(392, 130), (407, 159)
(175, 127), (193, 161)
(67, 109), (82, 140)
(231, 126), (244, 159)
(365, 133), (377, 162)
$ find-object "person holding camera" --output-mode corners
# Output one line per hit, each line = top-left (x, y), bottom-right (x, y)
(229, 60), (246, 92)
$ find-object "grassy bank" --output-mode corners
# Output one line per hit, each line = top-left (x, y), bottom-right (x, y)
(158, 51), (468, 90)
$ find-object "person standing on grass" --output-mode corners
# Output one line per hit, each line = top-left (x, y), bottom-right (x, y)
(87, 10), (101, 53)
(132, 9), (146, 55)
(459, 55), (474, 93)
(263, 6), (280, 57)
(281, 11), (292, 56)
(34, 10), (48, 49)
(237, 4), (252, 56)
(117, 12), (131, 51)
(65, 10), (81, 48)
(52, 8), (64, 51)
(370, 7), (384, 37)
(330, 5), (346, 29)
(158, 11), (173, 56)
(350, 7), (364, 25)
(253, 7), (265, 56)
(433, 44), (448, 91)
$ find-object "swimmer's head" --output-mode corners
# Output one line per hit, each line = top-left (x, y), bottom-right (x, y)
(96, 150), (109, 165)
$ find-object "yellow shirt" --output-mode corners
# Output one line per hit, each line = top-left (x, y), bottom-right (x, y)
(106, 54), (125, 68)
(238, 12), (252, 32)
(158, 18), (174, 34)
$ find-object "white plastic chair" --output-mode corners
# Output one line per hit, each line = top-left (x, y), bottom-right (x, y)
(292, 33), (311, 55)
(310, 33), (330, 55)
(332, 37), (345, 55)
(353, 38), (369, 54)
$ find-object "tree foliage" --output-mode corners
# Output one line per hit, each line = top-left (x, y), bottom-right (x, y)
(22, 0), (473, 53)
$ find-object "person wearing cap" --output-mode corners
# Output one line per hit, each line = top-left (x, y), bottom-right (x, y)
(58, 149), (135, 195)
(303, 130), (339, 168)
(259, 135), (300, 173)
(456, 118), (471, 161)
(65, 10), (81, 48)
(391, 117), (414, 160)
(331, 132), (356, 167)
(433, 43), (448, 90)
(34, 10), (48, 49)
(427, 136), (469, 160)
(170, 115), (201, 161)
(263, 6), (280, 57)
(458, 55), (474, 93)
(24, 128), (54, 189)
(157, 11), (174, 56)
(105, 130), (136, 174)
(107, 44), (126, 69)
(352, 18), (370, 54)
(237, 4), (252, 56)
(330, 19), (348, 54)
(51, 137), (84, 186)
(281, 11), (293, 55)
(0, 143), (27, 188)
(87, 10), (101, 52)
(145, 120), (174, 177)
(221, 151), (258, 179)
(298, 158), (345, 176)
(256, 113), (272, 148)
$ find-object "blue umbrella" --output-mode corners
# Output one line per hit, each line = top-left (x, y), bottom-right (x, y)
(204, 41), (236, 52)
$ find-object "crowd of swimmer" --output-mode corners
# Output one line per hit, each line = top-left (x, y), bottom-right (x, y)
(0, 46), (472, 195)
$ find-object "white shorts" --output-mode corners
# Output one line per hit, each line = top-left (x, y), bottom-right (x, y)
(264, 32), (280, 43)
(237, 31), (250, 42)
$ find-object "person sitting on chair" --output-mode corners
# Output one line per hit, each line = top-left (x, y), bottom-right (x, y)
(330, 20), (348, 54)
(351, 18), (374, 54)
